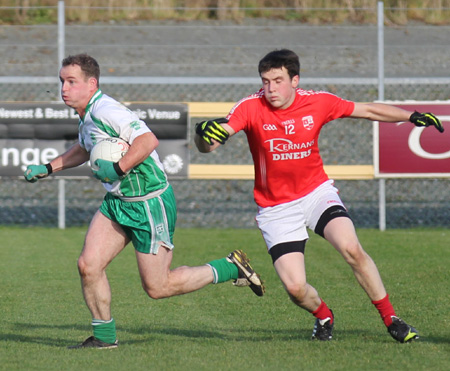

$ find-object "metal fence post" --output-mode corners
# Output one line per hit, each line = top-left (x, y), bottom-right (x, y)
(58, 1), (65, 97)
(58, 179), (66, 229)
(57, 1), (66, 229)
(377, 1), (386, 231)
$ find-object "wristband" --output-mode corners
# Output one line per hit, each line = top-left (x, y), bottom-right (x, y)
(113, 162), (125, 177)
(45, 163), (53, 175)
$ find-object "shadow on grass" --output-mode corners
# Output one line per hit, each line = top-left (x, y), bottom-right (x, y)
(3, 322), (448, 347)
(3, 322), (306, 347)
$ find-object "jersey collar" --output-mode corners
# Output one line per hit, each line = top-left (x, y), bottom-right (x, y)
(85, 89), (103, 116)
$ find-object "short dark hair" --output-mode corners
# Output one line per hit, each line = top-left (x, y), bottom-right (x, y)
(258, 49), (300, 79)
(62, 54), (100, 83)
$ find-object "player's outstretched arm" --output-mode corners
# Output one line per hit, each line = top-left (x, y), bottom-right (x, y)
(51, 143), (90, 172)
(351, 102), (411, 122)
(351, 102), (444, 133)
(24, 143), (89, 183)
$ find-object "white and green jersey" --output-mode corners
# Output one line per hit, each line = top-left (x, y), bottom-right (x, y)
(79, 90), (168, 197)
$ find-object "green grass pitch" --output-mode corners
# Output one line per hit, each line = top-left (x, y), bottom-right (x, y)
(0, 226), (449, 370)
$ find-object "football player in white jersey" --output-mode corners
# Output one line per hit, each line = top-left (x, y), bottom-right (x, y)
(24, 54), (264, 349)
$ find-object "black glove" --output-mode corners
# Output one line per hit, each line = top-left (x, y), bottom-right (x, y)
(410, 111), (444, 133)
(195, 118), (229, 145)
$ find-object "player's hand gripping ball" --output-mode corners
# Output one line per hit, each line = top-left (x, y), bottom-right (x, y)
(410, 111), (444, 133)
(90, 138), (130, 183)
(195, 118), (229, 145)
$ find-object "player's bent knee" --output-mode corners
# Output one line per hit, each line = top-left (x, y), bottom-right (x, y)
(76, 255), (105, 280)
(142, 286), (160, 299)
(269, 240), (306, 264)
(76, 256), (89, 276)
(341, 242), (366, 265)
(141, 282), (167, 300)
(285, 281), (308, 299)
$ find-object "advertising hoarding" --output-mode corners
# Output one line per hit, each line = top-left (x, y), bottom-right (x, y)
(374, 101), (450, 178)
(0, 102), (189, 177)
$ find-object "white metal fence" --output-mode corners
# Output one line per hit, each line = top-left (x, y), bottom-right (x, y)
(0, 2), (449, 229)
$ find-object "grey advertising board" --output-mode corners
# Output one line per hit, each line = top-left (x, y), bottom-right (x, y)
(0, 102), (189, 178)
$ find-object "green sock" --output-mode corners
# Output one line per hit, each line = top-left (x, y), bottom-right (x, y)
(92, 318), (116, 344)
(207, 258), (239, 284)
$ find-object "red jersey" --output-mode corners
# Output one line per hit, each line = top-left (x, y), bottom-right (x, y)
(226, 88), (355, 207)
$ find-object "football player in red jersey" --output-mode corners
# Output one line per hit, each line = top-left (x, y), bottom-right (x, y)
(195, 49), (443, 342)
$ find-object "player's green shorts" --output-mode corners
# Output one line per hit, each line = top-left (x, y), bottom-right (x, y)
(99, 185), (177, 254)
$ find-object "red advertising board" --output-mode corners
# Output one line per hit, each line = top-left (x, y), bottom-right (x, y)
(374, 101), (450, 178)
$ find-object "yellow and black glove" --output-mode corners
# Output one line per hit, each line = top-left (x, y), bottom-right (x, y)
(195, 118), (229, 145)
(410, 111), (444, 133)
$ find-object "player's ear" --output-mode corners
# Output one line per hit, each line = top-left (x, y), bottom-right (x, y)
(89, 76), (98, 90)
(291, 75), (299, 88)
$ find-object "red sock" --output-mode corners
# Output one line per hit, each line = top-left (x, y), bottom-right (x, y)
(372, 294), (396, 327)
(312, 299), (333, 324)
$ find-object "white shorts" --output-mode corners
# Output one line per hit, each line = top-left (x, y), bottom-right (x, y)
(255, 180), (346, 250)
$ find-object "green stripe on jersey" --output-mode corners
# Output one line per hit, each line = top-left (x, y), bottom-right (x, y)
(90, 113), (119, 137)
(118, 156), (167, 197)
